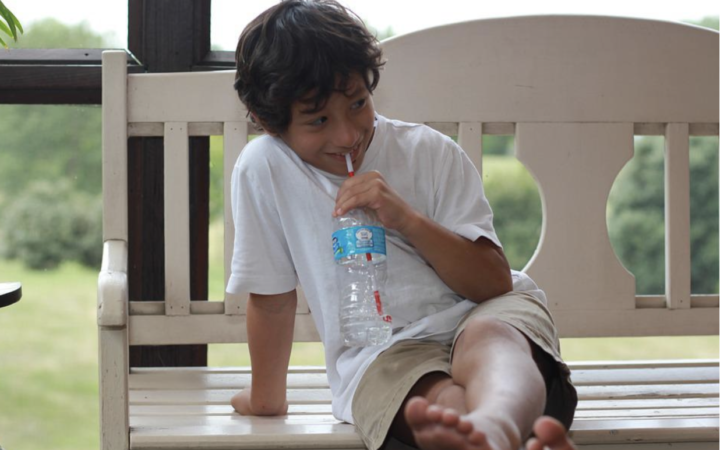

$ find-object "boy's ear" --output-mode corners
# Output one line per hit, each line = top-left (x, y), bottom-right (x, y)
(250, 112), (280, 136)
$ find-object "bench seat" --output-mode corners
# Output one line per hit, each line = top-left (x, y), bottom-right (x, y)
(128, 360), (719, 450)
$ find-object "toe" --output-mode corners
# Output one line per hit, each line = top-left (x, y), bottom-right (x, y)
(405, 397), (431, 429)
(526, 437), (543, 450)
(456, 416), (474, 435)
(441, 408), (461, 427)
(426, 404), (444, 423)
(533, 416), (575, 450)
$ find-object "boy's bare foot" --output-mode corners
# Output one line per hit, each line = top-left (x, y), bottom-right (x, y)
(404, 396), (521, 450)
(526, 416), (576, 450)
(405, 397), (575, 450)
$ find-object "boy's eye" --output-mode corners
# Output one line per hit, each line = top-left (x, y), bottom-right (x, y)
(352, 98), (366, 109)
(310, 116), (327, 126)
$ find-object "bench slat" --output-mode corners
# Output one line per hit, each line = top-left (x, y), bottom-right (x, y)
(131, 404), (334, 416)
(664, 123), (692, 310)
(131, 414), (345, 427)
(222, 121), (247, 316)
(130, 389), (333, 405)
(130, 397), (720, 418)
(569, 417), (719, 444)
(128, 416), (719, 449)
(130, 372), (329, 390)
(129, 384), (718, 405)
(574, 408), (720, 419)
(577, 383), (718, 400)
(130, 404), (719, 420)
(578, 397), (719, 410)
(130, 360), (717, 373)
(570, 366), (719, 385)
(131, 423), (364, 450)
(128, 366), (718, 390)
(163, 122), (191, 316)
(566, 360), (719, 370)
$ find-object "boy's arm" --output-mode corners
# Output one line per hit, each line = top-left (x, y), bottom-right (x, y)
(231, 289), (297, 416)
(334, 172), (512, 304)
(399, 212), (513, 303)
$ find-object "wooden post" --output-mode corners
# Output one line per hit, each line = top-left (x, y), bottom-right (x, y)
(128, 0), (211, 367)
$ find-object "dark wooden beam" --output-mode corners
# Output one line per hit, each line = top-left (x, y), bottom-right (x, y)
(0, 49), (142, 104)
(128, 0), (211, 368)
(0, 48), (236, 103)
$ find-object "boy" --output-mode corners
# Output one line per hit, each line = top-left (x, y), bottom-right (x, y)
(227, 1), (578, 449)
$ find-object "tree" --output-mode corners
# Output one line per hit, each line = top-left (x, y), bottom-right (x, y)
(608, 137), (719, 294)
(0, 19), (109, 206)
(0, 19), (109, 269)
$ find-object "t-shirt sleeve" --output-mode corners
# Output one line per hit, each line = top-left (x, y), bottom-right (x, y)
(226, 155), (298, 296)
(432, 139), (503, 249)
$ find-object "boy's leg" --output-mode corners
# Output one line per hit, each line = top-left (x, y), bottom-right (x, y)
(391, 316), (551, 450)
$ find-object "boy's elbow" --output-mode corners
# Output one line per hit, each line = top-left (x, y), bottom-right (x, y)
(497, 269), (514, 297)
(491, 257), (514, 298)
(467, 269), (512, 304)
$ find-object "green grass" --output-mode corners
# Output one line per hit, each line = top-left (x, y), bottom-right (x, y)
(0, 259), (99, 450)
(0, 257), (717, 450)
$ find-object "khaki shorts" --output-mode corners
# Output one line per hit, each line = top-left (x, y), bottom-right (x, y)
(351, 291), (578, 450)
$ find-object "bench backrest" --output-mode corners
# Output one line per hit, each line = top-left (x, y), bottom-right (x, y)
(101, 16), (718, 347)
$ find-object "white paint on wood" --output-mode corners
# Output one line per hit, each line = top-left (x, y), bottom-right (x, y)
(130, 404), (333, 416)
(130, 422), (365, 450)
(129, 313), (320, 345)
(129, 388), (333, 405)
(128, 122), (226, 137)
(458, 122), (483, 176)
(516, 123), (636, 311)
(576, 397), (719, 411)
(553, 307), (718, 338)
(575, 383), (718, 400)
(375, 17), (718, 123)
(665, 123), (692, 309)
(102, 51), (129, 241)
(163, 122), (191, 316)
(126, 365), (717, 391)
(98, 240), (128, 327)
(569, 417), (719, 444)
(129, 371), (329, 390)
(222, 122), (247, 315)
(570, 366), (719, 385)
(99, 328), (130, 450)
(128, 71), (248, 123)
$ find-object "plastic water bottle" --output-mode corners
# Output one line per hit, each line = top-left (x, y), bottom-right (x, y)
(331, 155), (392, 347)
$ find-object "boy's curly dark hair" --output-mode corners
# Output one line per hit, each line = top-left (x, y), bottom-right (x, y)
(234, 0), (385, 134)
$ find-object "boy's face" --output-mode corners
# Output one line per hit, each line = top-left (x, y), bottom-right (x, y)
(277, 73), (376, 176)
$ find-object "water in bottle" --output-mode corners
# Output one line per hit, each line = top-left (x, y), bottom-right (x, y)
(331, 154), (392, 347)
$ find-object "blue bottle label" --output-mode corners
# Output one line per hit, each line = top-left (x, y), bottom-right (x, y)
(332, 226), (386, 260)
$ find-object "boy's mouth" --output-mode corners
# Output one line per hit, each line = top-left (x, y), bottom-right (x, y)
(328, 141), (362, 164)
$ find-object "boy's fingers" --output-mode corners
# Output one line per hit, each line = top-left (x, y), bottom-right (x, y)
(336, 180), (379, 211)
(335, 190), (374, 216)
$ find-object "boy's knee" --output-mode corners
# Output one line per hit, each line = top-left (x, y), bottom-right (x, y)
(457, 316), (530, 353)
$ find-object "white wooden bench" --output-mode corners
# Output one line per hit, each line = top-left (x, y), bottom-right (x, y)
(98, 15), (719, 450)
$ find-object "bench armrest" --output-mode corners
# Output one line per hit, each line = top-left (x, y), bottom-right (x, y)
(97, 239), (128, 328)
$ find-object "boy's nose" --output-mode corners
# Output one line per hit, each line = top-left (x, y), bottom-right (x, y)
(333, 120), (360, 149)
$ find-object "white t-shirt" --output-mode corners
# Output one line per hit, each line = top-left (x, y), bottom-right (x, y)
(227, 114), (546, 423)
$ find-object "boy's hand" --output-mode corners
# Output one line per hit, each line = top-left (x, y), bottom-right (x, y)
(334, 171), (419, 234)
(231, 387), (289, 416)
